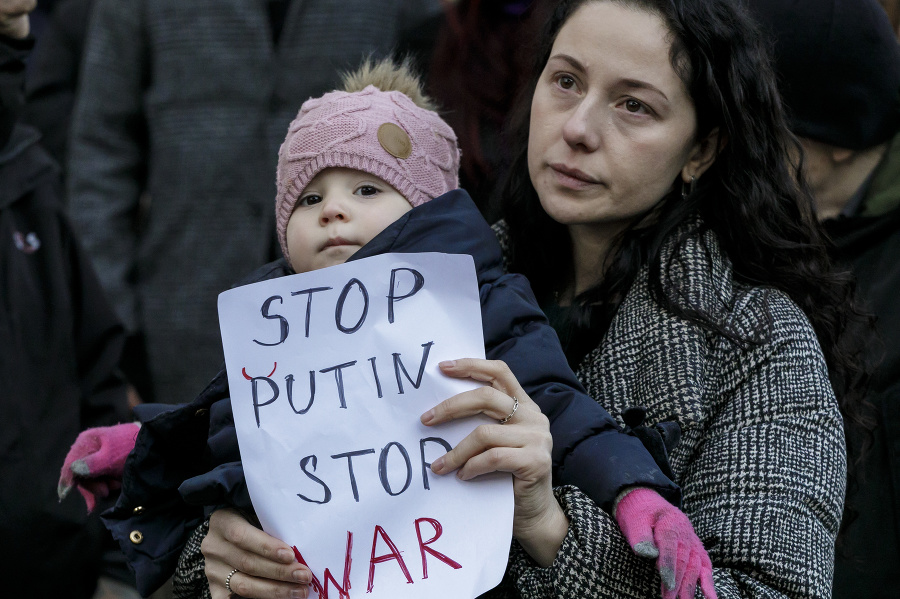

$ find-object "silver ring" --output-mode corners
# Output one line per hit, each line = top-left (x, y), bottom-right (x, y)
(499, 396), (519, 424)
(225, 568), (239, 594)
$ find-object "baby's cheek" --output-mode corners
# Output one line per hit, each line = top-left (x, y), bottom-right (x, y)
(285, 213), (310, 273)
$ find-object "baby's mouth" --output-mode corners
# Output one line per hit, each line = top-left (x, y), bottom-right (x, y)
(322, 237), (354, 249)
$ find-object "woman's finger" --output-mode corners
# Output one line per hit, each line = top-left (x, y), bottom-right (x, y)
(207, 509), (297, 572)
(432, 414), (551, 477)
(432, 422), (523, 474)
(206, 559), (310, 599)
(422, 384), (523, 426)
(438, 359), (528, 399)
(204, 509), (311, 599)
(455, 443), (551, 482)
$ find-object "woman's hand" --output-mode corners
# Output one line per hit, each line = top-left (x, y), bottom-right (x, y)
(202, 508), (312, 599)
(421, 358), (569, 567)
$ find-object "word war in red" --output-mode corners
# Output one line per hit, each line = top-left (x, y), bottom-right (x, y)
(293, 517), (462, 598)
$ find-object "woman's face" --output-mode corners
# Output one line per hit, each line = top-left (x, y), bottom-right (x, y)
(528, 1), (703, 233)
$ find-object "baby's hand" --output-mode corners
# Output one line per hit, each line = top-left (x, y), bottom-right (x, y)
(58, 422), (140, 512)
(615, 487), (717, 599)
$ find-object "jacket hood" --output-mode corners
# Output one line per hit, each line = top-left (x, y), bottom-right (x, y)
(351, 188), (504, 282)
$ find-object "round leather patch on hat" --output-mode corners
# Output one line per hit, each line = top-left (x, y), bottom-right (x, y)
(377, 123), (412, 159)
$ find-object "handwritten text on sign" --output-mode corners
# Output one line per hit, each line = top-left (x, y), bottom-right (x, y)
(218, 253), (513, 599)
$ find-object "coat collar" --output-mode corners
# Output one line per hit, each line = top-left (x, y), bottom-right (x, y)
(862, 129), (900, 217)
(350, 188), (505, 282)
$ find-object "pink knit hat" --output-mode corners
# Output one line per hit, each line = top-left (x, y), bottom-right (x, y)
(275, 85), (460, 263)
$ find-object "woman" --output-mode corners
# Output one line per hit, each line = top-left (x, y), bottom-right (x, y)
(187, 0), (856, 597)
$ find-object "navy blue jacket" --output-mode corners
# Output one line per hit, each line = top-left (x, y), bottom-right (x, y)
(104, 190), (679, 595)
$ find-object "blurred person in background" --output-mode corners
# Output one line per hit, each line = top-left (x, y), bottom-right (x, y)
(66, 0), (440, 408)
(0, 1), (133, 596)
(747, 1), (900, 597)
(22, 0), (93, 183)
(400, 0), (555, 214)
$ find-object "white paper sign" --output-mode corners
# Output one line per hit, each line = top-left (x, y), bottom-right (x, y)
(218, 253), (514, 599)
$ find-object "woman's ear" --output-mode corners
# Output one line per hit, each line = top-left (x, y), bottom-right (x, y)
(682, 127), (724, 183)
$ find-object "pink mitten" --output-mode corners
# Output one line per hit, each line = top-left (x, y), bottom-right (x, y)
(58, 422), (140, 513)
(615, 487), (717, 599)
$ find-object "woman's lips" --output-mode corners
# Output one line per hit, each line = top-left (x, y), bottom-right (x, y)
(550, 163), (602, 189)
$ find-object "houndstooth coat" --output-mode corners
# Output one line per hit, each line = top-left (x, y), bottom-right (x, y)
(174, 218), (846, 598)
(486, 218), (846, 598)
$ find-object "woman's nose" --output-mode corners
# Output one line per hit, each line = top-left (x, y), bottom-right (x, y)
(561, 99), (602, 152)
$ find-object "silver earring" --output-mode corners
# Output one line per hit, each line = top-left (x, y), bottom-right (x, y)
(681, 175), (696, 199)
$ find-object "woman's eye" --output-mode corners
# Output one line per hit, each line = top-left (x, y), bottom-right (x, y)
(556, 75), (576, 90)
(356, 185), (379, 197)
(299, 194), (322, 206)
(624, 99), (646, 113)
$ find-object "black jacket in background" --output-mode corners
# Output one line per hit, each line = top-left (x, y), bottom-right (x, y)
(828, 130), (900, 599)
(22, 0), (94, 175)
(0, 34), (130, 598)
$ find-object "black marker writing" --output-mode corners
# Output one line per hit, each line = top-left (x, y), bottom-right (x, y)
(387, 268), (424, 324)
(253, 296), (289, 346)
(290, 286), (332, 337)
(297, 455), (332, 504)
(335, 278), (368, 334)
(393, 342), (434, 394)
(285, 372), (316, 415)
(319, 361), (357, 409)
(378, 442), (412, 497)
(331, 449), (376, 502)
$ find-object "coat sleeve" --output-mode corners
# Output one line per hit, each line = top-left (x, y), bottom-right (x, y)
(173, 518), (214, 599)
(67, 0), (147, 332)
(480, 273), (680, 513)
(102, 369), (230, 597)
(497, 298), (846, 599)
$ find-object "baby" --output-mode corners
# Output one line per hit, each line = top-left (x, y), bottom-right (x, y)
(62, 59), (713, 599)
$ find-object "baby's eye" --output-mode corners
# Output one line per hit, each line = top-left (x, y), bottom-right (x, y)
(298, 194), (322, 206)
(356, 185), (380, 197)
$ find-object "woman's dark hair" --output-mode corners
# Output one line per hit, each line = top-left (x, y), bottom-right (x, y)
(424, 0), (556, 211)
(496, 0), (872, 536)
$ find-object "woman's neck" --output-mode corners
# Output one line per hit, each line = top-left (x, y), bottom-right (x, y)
(565, 223), (623, 298)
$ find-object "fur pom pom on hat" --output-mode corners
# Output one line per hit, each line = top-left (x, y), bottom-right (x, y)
(275, 63), (460, 263)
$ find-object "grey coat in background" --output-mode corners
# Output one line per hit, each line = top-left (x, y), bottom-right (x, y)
(67, 0), (438, 405)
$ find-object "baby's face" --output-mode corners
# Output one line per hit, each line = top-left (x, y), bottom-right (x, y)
(286, 167), (412, 273)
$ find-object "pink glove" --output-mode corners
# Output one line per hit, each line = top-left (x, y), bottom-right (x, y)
(615, 487), (717, 599)
(58, 422), (140, 513)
